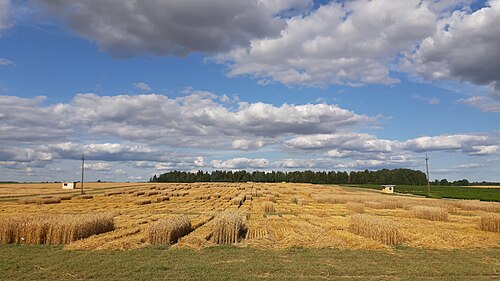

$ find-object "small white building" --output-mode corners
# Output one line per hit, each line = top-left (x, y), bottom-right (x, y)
(381, 185), (395, 194)
(62, 182), (77, 190)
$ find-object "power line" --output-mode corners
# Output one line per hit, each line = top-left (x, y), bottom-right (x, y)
(425, 154), (430, 197)
(81, 154), (85, 195)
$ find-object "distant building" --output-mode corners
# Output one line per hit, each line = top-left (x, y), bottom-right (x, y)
(62, 182), (77, 190)
(381, 185), (395, 194)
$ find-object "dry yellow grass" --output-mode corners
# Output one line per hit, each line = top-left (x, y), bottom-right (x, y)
(348, 215), (403, 245)
(148, 215), (192, 245)
(411, 206), (448, 221)
(477, 213), (500, 232)
(211, 211), (245, 244)
(0, 213), (114, 244)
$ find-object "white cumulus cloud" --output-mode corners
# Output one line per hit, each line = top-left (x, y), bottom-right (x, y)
(286, 133), (397, 153)
(84, 162), (112, 171)
(216, 0), (436, 86)
(402, 134), (493, 153)
(0, 91), (373, 148)
(286, 132), (499, 157)
(404, 0), (500, 93)
(459, 96), (500, 113)
(211, 158), (270, 169)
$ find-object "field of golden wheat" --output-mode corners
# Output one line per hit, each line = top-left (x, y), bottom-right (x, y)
(0, 182), (498, 251)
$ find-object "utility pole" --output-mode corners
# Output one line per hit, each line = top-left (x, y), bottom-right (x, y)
(81, 154), (85, 195)
(425, 154), (430, 197)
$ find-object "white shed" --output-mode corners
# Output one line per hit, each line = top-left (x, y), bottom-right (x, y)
(381, 185), (395, 194)
(62, 182), (77, 190)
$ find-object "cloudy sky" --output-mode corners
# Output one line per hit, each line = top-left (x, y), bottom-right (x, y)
(0, 0), (499, 182)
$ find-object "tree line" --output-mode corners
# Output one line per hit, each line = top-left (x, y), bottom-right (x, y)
(150, 168), (430, 185)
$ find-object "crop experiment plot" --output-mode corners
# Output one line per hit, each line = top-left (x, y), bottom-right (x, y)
(0, 182), (149, 199)
(0, 182), (498, 250)
(0, 213), (114, 244)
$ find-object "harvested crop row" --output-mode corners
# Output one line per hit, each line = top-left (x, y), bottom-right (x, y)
(105, 191), (123, 196)
(296, 198), (308, 206)
(145, 191), (159, 196)
(18, 198), (39, 204)
(133, 191), (146, 196)
(411, 206), (448, 221)
(18, 197), (61, 205)
(156, 196), (170, 202)
(135, 199), (152, 205)
(346, 202), (365, 213)
(478, 213), (500, 232)
(456, 201), (500, 213)
(231, 197), (244, 206)
(348, 215), (403, 245)
(0, 213), (114, 244)
(262, 201), (275, 213)
(211, 211), (245, 244)
(148, 215), (192, 245)
(38, 198), (61, 205)
(75, 195), (93, 200)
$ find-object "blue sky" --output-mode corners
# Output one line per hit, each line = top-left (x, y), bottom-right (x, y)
(0, 0), (499, 182)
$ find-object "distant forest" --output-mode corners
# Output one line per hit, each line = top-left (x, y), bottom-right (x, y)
(150, 168), (457, 185)
(149, 169), (499, 186)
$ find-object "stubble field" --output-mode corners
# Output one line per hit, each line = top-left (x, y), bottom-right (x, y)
(0, 182), (499, 280)
(0, 182), (499, 250)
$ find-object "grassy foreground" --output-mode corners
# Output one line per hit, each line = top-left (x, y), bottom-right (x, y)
(344, 184), (500, 201)
(0, 245), (499, 280)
